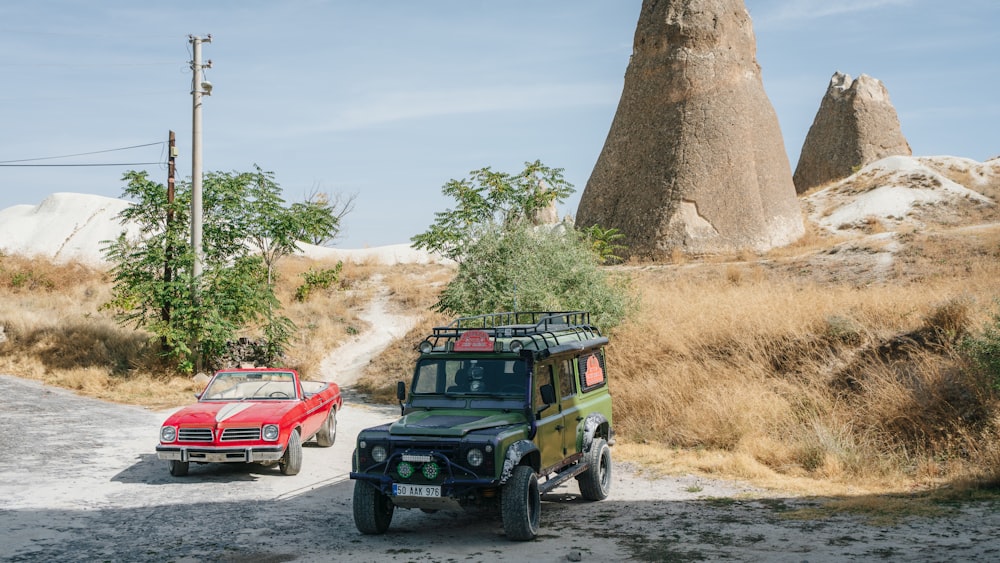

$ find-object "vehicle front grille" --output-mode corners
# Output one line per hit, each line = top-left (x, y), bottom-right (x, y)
(178, 428), (213, 442)
(221, 427), (261, 441)
(395, 441), (459, 458)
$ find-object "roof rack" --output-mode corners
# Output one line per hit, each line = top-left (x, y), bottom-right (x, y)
(426, 311), (602, 351)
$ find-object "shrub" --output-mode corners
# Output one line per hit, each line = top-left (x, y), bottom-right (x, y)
(963, 302), (1000, 388)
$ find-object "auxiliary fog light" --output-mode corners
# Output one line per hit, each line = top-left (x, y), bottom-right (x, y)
(467, 448), (484, 467)
(397, 461), (415, 479)
(372, 445), (388, 463)
(421, 462), (440, 480)
(509, 340), (523, 353)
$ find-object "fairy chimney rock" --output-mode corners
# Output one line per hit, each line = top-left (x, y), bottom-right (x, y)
(575, 0), (804, 258)
(793, 72), (912, 193)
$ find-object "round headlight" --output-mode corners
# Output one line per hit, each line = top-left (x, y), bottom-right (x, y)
(372, 445), (388, 463)
(467, 448), (484, 467)
(160, 426), (176, 442)
(262, 424), (280, 441)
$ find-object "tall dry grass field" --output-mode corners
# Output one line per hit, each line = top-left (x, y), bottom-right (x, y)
(0, 253), (196, 407)
(609, 227), (1000, 493)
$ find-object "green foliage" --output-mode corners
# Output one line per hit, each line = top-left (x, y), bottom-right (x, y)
(414, 160), (634, 330)
(434, 224), (634, 330)
(582, 225), (627, 265)
(290, 190), (355, 246)
(963, 303), (1000, 388)
(411, 160), (573, 263)
(294, 261), (343, 302)
(102, 168), (336, 371)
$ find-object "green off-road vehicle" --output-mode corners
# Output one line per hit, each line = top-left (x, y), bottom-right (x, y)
(350, 311), (613, 540)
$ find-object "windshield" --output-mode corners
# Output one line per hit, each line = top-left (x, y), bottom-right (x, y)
(201, 371), (298, 401)
(412, 358), (528, 397)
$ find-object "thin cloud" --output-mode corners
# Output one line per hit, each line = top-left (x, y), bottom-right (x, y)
(289, 82), (621, 136)
(755, 0), (913, 26)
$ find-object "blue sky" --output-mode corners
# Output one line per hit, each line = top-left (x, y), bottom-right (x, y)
(0, 1), (996, 247)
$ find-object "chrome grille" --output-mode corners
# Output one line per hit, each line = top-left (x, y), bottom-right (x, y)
(221, 427), (261, 441)
(178, 428), (213, 442)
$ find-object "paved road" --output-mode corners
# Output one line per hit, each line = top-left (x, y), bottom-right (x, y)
(3, 374), (1000, 563)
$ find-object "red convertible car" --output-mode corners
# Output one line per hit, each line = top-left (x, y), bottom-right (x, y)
(156, 368), (342, 476)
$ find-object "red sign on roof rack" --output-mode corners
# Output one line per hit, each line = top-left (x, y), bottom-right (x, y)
(454, 330), (494, 352)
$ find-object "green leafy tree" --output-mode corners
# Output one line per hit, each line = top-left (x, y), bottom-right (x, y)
(292, 188), (356, 246)
(102, 167), (341, 371)
(413, 160), (635, 329)
(435, 224), (633, 329)
(411, 160), (573, 263)
(582, 225), (627, 265)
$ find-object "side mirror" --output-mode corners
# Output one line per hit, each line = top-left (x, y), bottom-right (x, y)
(396, 381), (407, 415)
(540, 383), (556, 406)
(535, 383), (557, 419)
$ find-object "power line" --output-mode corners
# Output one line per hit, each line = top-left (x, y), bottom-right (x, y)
(0, 142), (165, 164)
(0, 162), (164, 167)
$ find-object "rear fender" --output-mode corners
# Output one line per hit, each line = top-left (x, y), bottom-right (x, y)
(579, 413), (610, 452)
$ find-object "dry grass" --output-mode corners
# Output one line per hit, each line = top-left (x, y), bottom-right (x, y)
(608, 231), (1000, 493)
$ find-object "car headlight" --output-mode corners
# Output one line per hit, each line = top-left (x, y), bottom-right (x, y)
(467, 448), (484, 467)
(262, 424), (280, 441)
(371, 445), (388, 463)
(160, 426), (177, 443)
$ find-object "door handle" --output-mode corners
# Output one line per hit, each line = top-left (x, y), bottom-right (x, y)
(576, 416), (583, 422)
(555, 425), (564, 431)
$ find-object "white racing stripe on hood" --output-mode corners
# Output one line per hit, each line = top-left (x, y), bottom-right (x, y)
(216, 402), (255, 423)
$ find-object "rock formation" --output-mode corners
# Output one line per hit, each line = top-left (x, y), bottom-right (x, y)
(792, 72), (911, 193)
(575, 0), (804, 258)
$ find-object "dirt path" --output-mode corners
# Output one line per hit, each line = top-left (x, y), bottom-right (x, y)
(2, 276), (999, 561)
(320, 273), (418, 387)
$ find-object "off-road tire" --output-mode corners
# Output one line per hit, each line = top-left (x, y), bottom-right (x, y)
(168, 460), (189, 477)
(353, 480), (394, 534)
(315, 408), (337, 447)
(279, 429), (302, 475)
(576, 437), (611, 501)
(502, 465), (540, 540)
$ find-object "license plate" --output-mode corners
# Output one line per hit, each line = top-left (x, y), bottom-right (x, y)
(392, 483), (441, 497)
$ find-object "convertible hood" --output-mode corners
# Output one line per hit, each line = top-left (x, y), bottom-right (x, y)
(389, 410), (526, 437)
(165, 400), (297, 426)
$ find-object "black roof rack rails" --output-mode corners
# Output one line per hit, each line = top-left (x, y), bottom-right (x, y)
(425, 311), (601, 351)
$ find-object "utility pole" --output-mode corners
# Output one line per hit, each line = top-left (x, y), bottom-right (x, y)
(163, 130), (176, 349)
(189, 34), (212, 370)
(189, 34), (211, 280)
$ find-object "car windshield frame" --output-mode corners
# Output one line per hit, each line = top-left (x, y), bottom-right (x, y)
(411, 356), (529, 401)
(200, 371), (299, 401)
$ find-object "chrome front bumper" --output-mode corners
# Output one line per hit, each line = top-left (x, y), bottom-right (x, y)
(156, 445), (284, 463)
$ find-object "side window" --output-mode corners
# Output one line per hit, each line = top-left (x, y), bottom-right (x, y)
(577, 350), (607, 393)
(533, 363), (554, 411)
(558, 358), (575, 399)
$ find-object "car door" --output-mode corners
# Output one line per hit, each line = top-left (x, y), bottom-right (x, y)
(532, 362), (565, 471)
(555, 358), (582, 457)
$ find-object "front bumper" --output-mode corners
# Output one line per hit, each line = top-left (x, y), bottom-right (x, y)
(156, 445), (284, 464)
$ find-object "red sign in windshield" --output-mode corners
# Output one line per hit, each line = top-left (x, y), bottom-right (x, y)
(454, 330), (494, 352)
